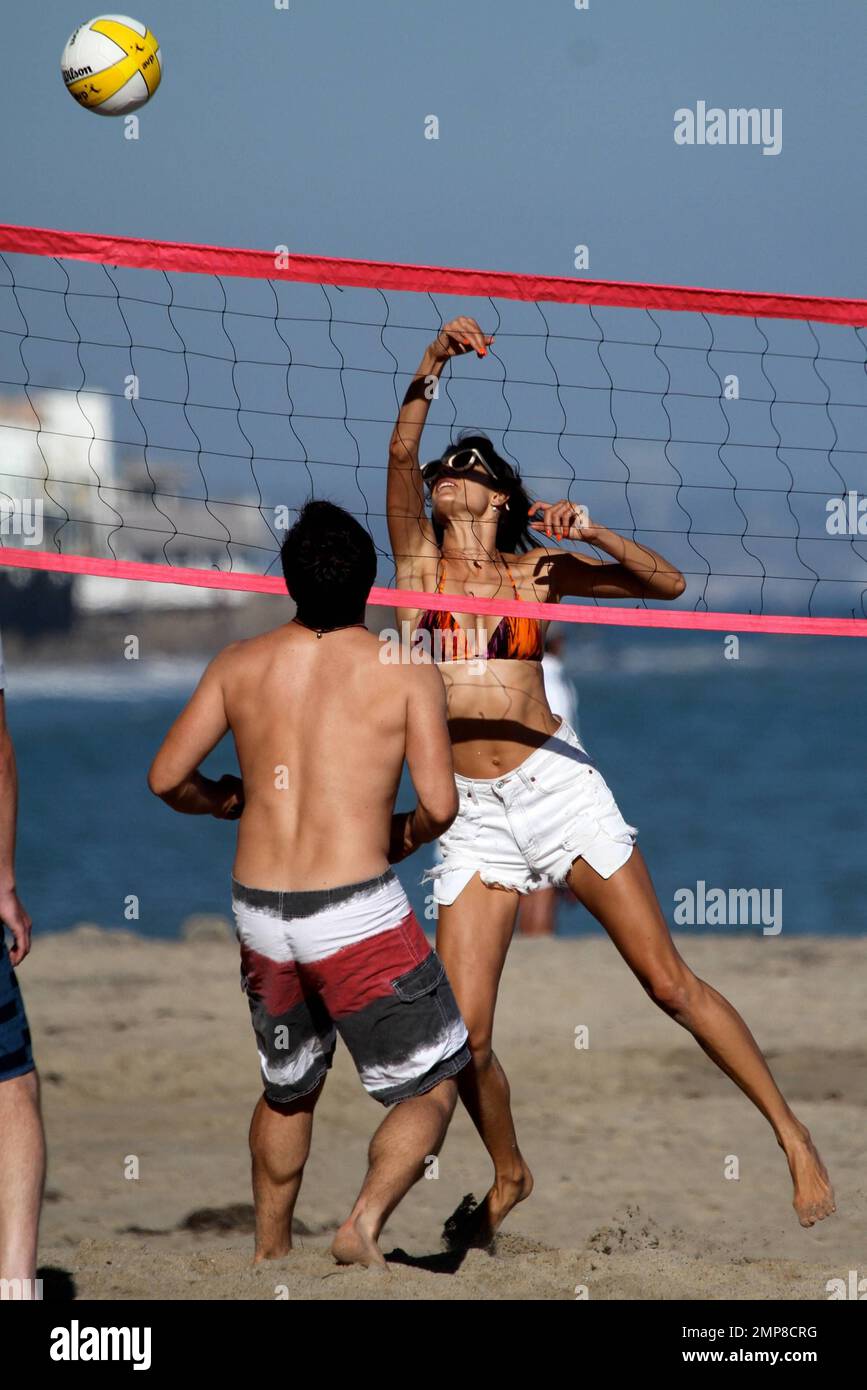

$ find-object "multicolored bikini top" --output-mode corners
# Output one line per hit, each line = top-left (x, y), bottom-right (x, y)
(415, 557), (544, 663)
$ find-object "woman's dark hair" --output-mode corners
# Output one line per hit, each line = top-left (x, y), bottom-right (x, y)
(429, 431), (535, 554)
(280, 499), (377, 628)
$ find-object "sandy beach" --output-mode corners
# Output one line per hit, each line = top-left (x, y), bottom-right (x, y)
(25, 926), (866, 1301)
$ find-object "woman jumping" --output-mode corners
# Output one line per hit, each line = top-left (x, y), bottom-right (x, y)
(386, 314), (835, 1246)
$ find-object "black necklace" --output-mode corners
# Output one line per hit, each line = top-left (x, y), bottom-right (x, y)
(292, 617), (368, 640)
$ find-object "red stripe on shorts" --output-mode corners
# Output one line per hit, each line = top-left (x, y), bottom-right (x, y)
(240, 946), (304, 1017)
(241, 911), (431, 1021)
(301, 912), (429, 1019)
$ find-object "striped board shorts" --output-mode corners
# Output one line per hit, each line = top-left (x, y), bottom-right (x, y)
(0, 935), (35, 1084)
(231, 869), (470, 1107)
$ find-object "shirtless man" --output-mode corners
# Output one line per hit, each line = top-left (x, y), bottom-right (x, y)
(148, 501), (469, 1268)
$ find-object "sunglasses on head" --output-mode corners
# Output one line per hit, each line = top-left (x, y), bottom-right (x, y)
(421, 447), (505, 489)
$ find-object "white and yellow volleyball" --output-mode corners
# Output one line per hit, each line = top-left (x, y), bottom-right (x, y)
(61, 15), (162, 116)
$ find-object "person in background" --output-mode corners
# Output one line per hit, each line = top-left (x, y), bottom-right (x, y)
(516, 633), (578, 937)
(539, 631), (578, 735)
(0, 625), (45, 1298)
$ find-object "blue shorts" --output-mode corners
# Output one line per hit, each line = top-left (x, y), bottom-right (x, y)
(0, 935), (35, 1083)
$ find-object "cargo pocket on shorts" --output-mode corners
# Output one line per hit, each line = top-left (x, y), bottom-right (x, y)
(391, 951), (445, 1001)
(392, 950), (453, 1037)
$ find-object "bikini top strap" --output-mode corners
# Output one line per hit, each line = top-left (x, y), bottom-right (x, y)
(435, 555), (447, 594)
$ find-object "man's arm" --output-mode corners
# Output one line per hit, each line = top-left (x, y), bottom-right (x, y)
(389, 663), (458, 862)
(0, 691), (32, 965)
(147, 649), (244, 819)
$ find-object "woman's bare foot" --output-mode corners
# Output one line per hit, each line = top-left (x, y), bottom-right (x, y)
(443, 1163), (534, 1249)
(331, 1215), (388, 1270)
(782, 1127), (836, 1227)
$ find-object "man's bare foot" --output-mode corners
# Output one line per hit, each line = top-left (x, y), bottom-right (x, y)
(783, 1128), (836, 1227)
(331, 1215), (388, 1271)
(443, 1163), (534, 1250)
(252, 1245), (291, 1265)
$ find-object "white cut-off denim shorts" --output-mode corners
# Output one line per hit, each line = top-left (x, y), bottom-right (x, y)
(423, 720), (638, 906)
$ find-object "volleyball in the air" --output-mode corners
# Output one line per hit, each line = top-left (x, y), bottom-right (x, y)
(61, 15), (162, 116)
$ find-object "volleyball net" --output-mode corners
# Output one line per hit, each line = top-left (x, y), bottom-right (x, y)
(0, 223), (865, 636)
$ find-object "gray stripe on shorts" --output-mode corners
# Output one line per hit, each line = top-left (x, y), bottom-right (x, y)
(231, 868), (396, 920)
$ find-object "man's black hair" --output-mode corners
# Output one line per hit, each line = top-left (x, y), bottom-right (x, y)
(280, 499), (377, 629)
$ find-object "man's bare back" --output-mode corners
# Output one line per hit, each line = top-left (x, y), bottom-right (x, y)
(148, 620), (458, 891)
(227, 622), (457, 888)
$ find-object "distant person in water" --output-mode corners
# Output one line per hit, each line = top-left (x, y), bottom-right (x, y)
(149, 501), (469, 1269)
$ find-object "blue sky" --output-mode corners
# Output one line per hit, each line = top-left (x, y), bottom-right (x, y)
(3, 1), (865, 296)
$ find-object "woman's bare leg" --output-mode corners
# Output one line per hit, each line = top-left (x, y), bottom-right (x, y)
(436, 875), (533, 1241)
(516, 885), (557, 936)
(568, 847), (835, 1227)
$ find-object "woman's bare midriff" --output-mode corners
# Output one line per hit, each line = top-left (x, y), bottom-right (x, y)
(439, 658), (561, 779)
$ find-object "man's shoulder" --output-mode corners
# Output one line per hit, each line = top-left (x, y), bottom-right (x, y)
(357, 631), (443, 690)
(207, 627), (285, 680)
(395, 653), (446, 695)
(208, 636), (247, 671)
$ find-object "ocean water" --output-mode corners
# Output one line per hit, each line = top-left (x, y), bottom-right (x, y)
(4, 630), (866, 940)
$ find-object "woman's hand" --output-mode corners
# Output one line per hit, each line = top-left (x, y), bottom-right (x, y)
(431, 315), (494, 364)
(537, 504), (688, 600)
(530, 499), (596, 542)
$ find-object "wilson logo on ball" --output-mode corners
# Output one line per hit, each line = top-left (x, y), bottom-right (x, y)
(60, 14), (162, 116)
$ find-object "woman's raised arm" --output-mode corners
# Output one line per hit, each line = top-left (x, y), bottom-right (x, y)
(386, 316), (492, 573)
